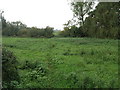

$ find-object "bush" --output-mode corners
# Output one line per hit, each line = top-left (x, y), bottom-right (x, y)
(2, 48), (20, 88)
(17, 27), (54, 38)
(17, 29), (29, 37)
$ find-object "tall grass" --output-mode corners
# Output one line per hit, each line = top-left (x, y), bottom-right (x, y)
(2, 37), (119, 88)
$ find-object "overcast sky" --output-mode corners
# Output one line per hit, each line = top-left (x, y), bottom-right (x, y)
(0, 0), (73, 30)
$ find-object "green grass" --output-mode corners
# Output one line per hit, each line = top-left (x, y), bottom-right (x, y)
(2, 37), (119, 88)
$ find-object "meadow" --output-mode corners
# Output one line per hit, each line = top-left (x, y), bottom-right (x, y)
(2, 37), (119, 88)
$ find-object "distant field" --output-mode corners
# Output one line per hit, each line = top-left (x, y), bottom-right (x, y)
(2, 37), (119, 88)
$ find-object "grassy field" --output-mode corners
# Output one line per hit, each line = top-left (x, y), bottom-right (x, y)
(2, 37), (119, 88)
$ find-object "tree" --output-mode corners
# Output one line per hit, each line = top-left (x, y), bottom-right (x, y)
(11, 21), (27, 30)
(83, 2), (120, 39)
(17, 29), (29, 37)
(1, 17), (7, 29)
(2, 19), (27, 36)
(44, 26), (54, 38)
(71, 1), (95, 27)
(60, 0), (95, 37)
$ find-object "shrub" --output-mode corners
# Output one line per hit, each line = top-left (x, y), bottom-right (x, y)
(17, 29), (29, 37)
(66, 72), (79, 88)
(20, 60), (47, 80)
(2, 48), (20, 88)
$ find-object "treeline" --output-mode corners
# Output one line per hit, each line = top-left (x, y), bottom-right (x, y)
(60, 2), (120, 39)
(59, 25), (85, 37)
(2, 2), (120, 39)
(17, 26), (54, 38)
(2, 19), (54, 38)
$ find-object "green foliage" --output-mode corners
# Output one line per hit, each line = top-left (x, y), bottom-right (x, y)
(2, 37), (119, 88)
(2, 48), (20, 88)
(2, 21), (27, 36)
(17, 29), (29, 37)
(60, 2), (119, 39)
(83, 2), (120, 39)
(59, 25), (85, 37)
(44, 26), (54, 38)
(26, 26), (54, 38)
(71, 1), (94, 26)
(2, 17), (54, 38)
